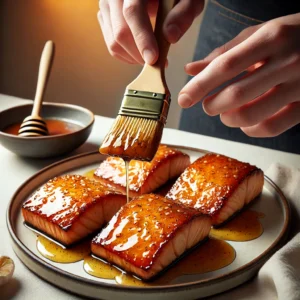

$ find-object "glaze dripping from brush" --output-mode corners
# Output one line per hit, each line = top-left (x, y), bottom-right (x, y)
(124, 159), (130, 203)
(99, 116), (163, 162)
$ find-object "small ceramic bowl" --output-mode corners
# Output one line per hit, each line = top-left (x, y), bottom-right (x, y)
(0, 102), (94, 158)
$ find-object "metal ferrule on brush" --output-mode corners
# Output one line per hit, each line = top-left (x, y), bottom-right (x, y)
(118, 89), (171, 124)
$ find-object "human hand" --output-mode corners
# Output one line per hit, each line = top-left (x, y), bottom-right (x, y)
(180, 13), (300, 137)
(97, 0), (204, 65)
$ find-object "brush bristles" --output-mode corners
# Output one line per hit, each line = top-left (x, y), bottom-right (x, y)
(100, 115), (164, 161)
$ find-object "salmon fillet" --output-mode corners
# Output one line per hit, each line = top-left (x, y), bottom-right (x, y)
(91, 194), (211, 281)
(94, 145), (190, 198)
(22, 175), (126, 246)
(166, 153), (264, 226)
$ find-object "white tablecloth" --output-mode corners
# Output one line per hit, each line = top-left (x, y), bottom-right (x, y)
(0, 94), (299, 299)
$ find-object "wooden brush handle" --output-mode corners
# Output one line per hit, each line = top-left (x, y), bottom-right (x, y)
(127, 0), (177, 94)
(152, 1), (176, 70)
(32, 41), (55, 117)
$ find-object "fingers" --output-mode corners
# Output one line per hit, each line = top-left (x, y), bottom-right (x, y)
(241, 101), (300, 137)
(179, 25), (271, 108)
(185, 60), (210, 76)
(98, 0), (157, 64)
(110, 0), (144, 64)
(205, 25), (262, 61)
(163, 0), (205, 43)
(202, 56), (291, 116)
(97, 10), (136, 64)
(185, 25), (262, 76)
(123, 0), (158, 64)
(221, 79), (300, 128)
(220, 84), (285, 127)
(180, 17), (300, 137)
(100, 0), (202, 65)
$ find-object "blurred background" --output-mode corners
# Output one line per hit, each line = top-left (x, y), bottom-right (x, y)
(0, 0), (203, 129)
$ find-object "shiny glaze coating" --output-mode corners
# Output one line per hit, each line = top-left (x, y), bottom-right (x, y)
(94, 145), (190, 196)
(166, 153), (261, 216)
(92, 194), (203, 271)
(23, 175), (120, 231)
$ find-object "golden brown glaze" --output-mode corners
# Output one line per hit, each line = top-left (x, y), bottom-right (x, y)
(23, 175), (114, 230)
(166, 153), (264, 225)
(94, 145), (190, 197)
(91, 194), (211, 280)
(22, 175), (126, 245)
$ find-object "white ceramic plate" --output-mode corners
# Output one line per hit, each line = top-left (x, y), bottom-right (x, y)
(7, 146), (290, 300)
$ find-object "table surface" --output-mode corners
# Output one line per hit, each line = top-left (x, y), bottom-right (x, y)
(0, 94), (299, 299)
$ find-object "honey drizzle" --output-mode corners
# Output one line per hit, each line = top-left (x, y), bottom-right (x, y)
(210, 210), (265, 241)
(125, 160), (130, 203)
(36, 236), (90, 263)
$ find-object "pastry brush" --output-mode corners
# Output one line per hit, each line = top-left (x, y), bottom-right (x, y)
(100, 0), (177, 161)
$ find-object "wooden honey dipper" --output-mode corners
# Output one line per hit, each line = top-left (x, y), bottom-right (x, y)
(18, 41), (55, 137)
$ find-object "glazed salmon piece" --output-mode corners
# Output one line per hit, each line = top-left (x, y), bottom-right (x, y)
(22, 175), (126, 246)
(91, 194), (211, 281)
(166, 153), (264, 226)
(94, 145), (190, 197)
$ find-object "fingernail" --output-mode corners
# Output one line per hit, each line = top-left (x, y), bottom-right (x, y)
(178, 93), (193, 108)
(143, 49), (155, 64)
(202, 99), (215, 116)
(166, 24), (181, 43)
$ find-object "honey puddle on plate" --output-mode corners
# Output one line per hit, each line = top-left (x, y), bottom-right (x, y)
(35, 208), (264, 285)
(210, 210), (265, 241)
(84, 256), (121, 279)
(37, 236), (90, 263)
(83, 169), (97, 180)
(84, 239), (235, 286)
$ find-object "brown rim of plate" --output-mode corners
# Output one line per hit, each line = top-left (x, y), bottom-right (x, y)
(0, 102), (95, 139)
(6, 145), (291, 293)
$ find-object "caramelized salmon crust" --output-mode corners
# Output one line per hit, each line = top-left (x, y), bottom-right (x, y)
(22, 175), (126, 246)
(94, 145), (190, 197)
(91, 194), (211, 281)
(166, 153), (264, 226)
